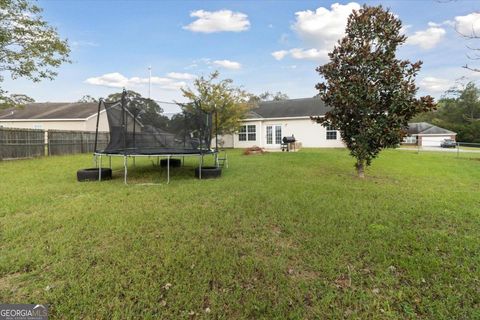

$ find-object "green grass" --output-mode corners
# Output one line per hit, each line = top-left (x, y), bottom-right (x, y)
(1, 149), (479, 319)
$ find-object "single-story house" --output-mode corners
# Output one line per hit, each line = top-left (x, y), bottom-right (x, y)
(404, 122), (456, 147)
(0, 102), (109, 131)
(218, 98), (457, 149)
(219, 97), (345, 149)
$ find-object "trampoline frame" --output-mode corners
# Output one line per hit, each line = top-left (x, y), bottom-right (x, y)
(93, 151), (217, 184)
(93, 89), (221, 184)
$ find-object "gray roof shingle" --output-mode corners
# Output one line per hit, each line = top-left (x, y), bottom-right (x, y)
(0, 102), (100, 120)
(408, 122), (456, 135)
(248, 97), (331, 119)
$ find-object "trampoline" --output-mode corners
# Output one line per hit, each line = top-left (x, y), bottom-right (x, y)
(93, 90), (219, 184)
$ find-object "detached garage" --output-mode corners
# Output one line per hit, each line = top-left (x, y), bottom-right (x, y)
(405, 122), (456, 147)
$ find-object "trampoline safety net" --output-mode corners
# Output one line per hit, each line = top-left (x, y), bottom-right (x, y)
(95, 92), (214, 155)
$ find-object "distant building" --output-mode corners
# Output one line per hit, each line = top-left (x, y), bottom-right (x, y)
(404, 122), (456, 147)
(0, 102), (108, 131)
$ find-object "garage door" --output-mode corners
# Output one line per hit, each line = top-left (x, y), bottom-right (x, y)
(421, 136), (449, 147)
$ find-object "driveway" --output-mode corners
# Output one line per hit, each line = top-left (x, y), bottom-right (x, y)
(399, 146), (480, 153)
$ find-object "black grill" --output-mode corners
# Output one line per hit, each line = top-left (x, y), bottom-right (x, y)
(282, 136), (296, 143)
(281, 135), (296, 152)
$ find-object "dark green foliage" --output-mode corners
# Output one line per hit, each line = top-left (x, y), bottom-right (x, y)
(313, 5), (435, 176)
(415, 82), (480, 142)
(0, 0), (70, 98)
(0, 93), (35, 109)
(249, 91), (289, 103)
(106, 90), (169, 129)
(181, 71), (252, 136)
(77, 95), (98, 103)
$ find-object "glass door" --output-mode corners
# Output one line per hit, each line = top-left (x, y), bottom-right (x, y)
(266, 125), (282, 146)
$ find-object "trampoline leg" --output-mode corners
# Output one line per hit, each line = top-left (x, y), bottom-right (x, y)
(94, 154), (98, 168)
(199, 155), (203, 179)
(124, 156), (128, 185)
(167, 156), (170, 184)
(98, 154), (102, 181)
(109, 156), (112, 169)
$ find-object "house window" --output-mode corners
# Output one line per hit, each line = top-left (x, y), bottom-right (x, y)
(239, 125), (256, 141)
(326, 125), (337, 140)
(266, 126), (272, 144)
(275, 126), (282, 144)
(247, 125), (256, 141)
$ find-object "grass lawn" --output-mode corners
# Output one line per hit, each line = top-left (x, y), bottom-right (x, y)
(1, 149), (479, 319)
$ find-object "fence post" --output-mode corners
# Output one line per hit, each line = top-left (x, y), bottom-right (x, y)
(80, 132), (84, 154)
(0, 128), (3, 161)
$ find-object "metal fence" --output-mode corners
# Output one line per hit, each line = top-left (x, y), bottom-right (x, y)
(401, 140), (480, 159)
(0, 127), (109, 160)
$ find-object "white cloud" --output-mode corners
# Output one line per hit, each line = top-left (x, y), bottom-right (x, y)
(85, 72), (187, 90)
(166, 72), (196, 80)
(453, 12), (480, 37)
(292, 2), (361, 49)
(406, 26), (446, 50)
(271, 48), (329, 62)
(289, 48), (328, 61)
(183, 10), (250, 33)
(271, 3), (359, 63)
(419, 76), (452, 93)
(212, 59), (241, 70)
(271, 50), (289, 61)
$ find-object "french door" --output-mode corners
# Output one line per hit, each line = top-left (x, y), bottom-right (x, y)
(266, 125), (282, 146)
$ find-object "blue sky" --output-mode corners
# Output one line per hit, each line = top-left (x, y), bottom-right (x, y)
(4, 0), (480, 111)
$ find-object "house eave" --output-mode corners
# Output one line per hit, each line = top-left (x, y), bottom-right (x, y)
(242, 115), (324, 121)
(411, 133), (457, 136)
(0, 118), (85, 122)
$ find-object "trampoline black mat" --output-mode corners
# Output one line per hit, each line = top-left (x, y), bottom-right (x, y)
(96, 148), (214, 156)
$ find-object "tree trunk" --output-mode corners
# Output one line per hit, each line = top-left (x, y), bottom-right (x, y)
(356, 160), (365, 178)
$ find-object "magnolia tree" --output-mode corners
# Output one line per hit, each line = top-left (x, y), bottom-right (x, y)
(181, 71), (252, 138)
(313, 5), (435, 178)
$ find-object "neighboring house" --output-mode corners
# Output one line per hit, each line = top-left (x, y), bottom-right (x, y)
(0, 102), (108, 131)
(404, 122), (456, 147)
(219, 97), (344, 149)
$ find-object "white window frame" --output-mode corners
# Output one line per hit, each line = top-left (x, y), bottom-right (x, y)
(266, 125), (282, 145)
(238, 125), (256, 141)
(326, 125), (337, 140)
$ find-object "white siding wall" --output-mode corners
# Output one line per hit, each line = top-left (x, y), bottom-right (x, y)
(0, 111), (110, 132)
(85, 110), (109, 131)
(0, 120), (87, 131)
(261, 118), (344, 148)
(224, 118), (345, 149)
